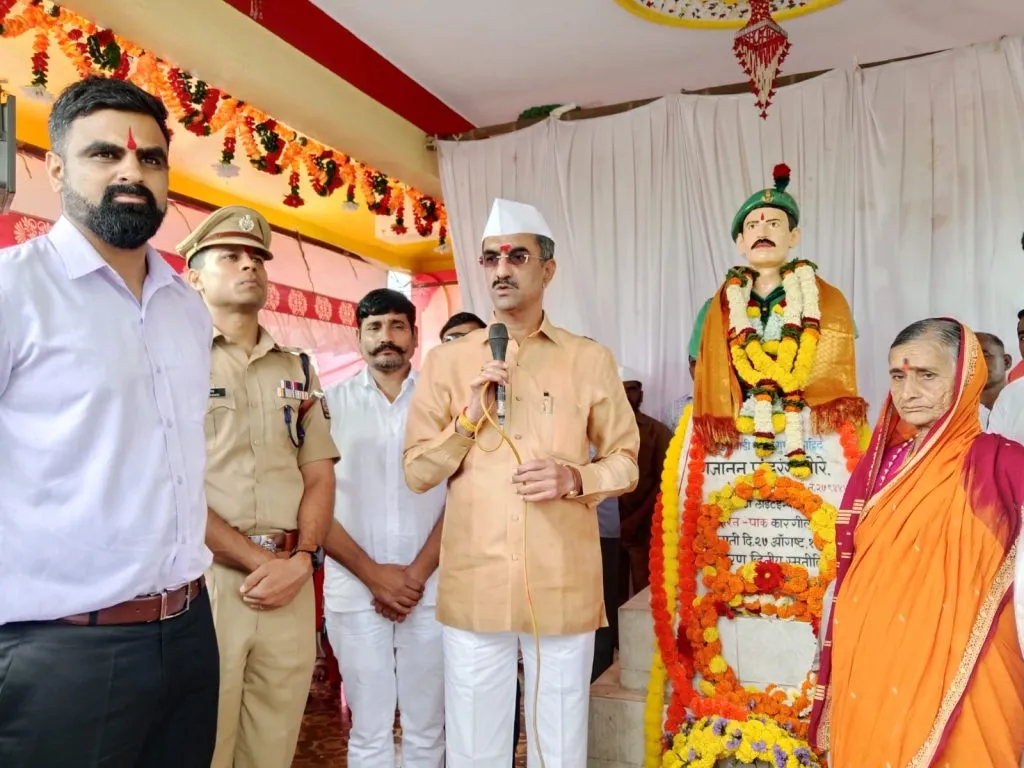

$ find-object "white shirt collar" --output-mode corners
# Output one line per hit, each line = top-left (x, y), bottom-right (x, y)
(48, 216), (178, 289)
(358, 364), (417, 395)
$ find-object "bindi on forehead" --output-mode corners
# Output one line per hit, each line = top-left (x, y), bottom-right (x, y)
(760, 212), (765, 221)
(499, 243), (512, 253)
(902, 358), (911, 371)
(126, 127), (137, 150)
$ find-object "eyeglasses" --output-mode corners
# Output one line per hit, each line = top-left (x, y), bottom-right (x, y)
(478, 251), (531, 268)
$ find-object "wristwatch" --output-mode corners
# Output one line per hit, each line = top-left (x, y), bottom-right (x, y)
(291, 546), (325, 570)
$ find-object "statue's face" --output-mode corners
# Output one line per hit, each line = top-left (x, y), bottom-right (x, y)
(735, 207), (800, 271)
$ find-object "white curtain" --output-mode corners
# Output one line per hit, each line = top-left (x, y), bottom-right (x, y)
(438, 37), (1024, 421)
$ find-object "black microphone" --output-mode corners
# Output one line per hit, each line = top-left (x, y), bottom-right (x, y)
(488, 323), (510, 426)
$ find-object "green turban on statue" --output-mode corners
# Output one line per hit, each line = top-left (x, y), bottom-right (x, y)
(729, 163), (800, 241)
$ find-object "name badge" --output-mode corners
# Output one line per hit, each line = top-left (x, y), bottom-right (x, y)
(210, 387), (227, 398)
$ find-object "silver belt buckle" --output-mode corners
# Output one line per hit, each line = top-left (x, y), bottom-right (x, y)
(249, 534), (278, 553)
(159, 582), (193, 621)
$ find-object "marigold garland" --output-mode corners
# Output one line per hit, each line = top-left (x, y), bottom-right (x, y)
(647, 409), (864, 766)
(646, 403), (694, 767)
(683, 463), (837, 735)
(727, 259), (822, 476)
(0, 0), (446, 240)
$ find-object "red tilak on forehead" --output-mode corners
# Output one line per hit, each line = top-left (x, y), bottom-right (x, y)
(126, 127), (137, 150)
(760, 211), (765, 221)
(902, 358), (911, 371)
(499, 243), (512, 253)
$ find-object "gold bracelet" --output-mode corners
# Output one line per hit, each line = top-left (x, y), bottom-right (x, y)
(457, 409), (480, 435)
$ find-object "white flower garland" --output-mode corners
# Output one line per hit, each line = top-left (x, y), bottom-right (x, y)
(726, 261), (821, 464)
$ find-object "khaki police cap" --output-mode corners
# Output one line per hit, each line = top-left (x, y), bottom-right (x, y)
(175, 205), (274, 266)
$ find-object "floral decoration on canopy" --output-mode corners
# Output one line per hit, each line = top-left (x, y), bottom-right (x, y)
(0, 0), (447, 247)
(614, 0), (841, 29)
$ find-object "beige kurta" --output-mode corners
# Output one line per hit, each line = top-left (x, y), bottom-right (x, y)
(403, 316), (639, 635)
(204, 327), (339, 533)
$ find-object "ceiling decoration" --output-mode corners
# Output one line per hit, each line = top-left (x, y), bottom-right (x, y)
(0, 0), (448, 252)
(733, 0), (791, 118)
(614, 0), (841, 29)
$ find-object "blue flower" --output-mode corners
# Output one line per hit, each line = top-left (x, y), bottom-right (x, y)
(752, 740), (767, 753)
(794, 746), (814, 765)
(712, 718), (727, 736)
(773, 744), (788, 768)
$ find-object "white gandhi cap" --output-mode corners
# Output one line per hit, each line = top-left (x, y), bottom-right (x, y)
(481, 198), (554, 243)
(618, 366), (643, 383)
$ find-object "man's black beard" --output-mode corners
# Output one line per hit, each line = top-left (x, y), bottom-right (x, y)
(63, 184), (166, 250)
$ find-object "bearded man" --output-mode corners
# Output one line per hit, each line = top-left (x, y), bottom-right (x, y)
(0, 77), (218, 767)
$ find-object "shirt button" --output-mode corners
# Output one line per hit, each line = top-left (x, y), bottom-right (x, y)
(514, 434), (522, 440)
(253, 438), (262, 446)
(515, 396), (522, 402)
(512, 554), (520, 561)
(165, 419), (173, 429)
(511, 515), (520, 522)
(176, 476), (183, 485)
(155, 366), (162, 374)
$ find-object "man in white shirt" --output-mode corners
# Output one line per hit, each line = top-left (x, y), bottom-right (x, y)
(976, 332), (1011, 428)
(0, 77), (217, 766)
(322, 289), (446, 768)
(664, 356), (696, 433)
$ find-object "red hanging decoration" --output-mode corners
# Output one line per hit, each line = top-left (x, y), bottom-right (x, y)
(733, 0), (791, 119)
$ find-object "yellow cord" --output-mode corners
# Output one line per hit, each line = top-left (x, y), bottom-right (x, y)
(475, 382), (546, 768)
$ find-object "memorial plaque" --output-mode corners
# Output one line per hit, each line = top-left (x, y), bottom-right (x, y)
(677, 410), (847, 689)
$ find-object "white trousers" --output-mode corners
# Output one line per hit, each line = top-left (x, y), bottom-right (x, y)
(325, 604), (445, 768)
(443, 626), (594, 768)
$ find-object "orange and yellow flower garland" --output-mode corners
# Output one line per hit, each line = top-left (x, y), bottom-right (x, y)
(683, 464), (836, 736)
(645, 405), (694, 766)
(645, 411), (864, 766)
(0, 0), (446, 237)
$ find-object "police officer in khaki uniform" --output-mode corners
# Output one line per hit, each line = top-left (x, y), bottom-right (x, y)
(177, 206), (339, 768)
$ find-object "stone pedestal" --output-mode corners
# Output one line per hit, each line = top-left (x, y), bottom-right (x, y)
(587, 588), (652, 768)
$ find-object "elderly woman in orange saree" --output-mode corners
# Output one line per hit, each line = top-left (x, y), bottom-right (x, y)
(809, 318), (1024, 767)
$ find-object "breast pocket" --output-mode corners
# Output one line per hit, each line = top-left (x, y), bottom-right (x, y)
(206, 393), (237, 443)
(534, 395), (589, 465)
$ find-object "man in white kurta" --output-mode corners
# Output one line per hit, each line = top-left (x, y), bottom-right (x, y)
(322, 288), (447, 768)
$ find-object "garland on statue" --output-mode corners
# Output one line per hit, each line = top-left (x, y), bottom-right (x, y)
(726, 259), (820, 477)
(645, 411), (863, 767)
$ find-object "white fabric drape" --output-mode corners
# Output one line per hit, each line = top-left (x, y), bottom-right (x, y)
(438, 37), (1024, 420)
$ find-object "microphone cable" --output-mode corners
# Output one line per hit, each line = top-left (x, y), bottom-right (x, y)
(473, 380), (547, 768)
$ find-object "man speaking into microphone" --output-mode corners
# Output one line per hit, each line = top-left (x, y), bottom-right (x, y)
(404, 199), (639, 767)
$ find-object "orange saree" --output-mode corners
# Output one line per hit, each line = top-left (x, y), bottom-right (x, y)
(810, 324), (1024, 767)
